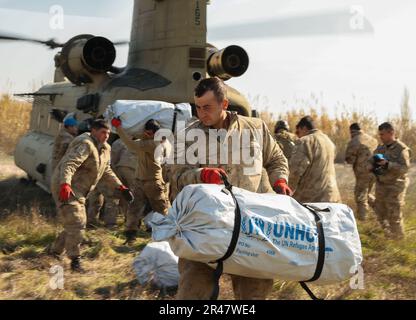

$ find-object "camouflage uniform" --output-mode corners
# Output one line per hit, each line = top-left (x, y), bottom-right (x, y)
(345, 131), (378, 220)
(275, 130), (298, 160)
(86, 185), (120, 228)
(116, 127), (170, 232)
(370, 140), (411, 238)
(169, 111), (289, 300)
(289, 129), (341, 203)
(50, 133), (122, 258)
(51, 127), (75, 172)
(111, 138), (137, 217)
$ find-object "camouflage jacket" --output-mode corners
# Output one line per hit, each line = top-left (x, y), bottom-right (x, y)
(370, 139), (411, 186)
(289, 129), (341, 203)
(275, 130), (298, 160)
(51, 128), (75, 172)
(51, 132), (122, 204)
(111, 138), (137, 171)
(345, 131), (378, 178)
(116, 127), (166, 181)
(168, 112), (289, 199)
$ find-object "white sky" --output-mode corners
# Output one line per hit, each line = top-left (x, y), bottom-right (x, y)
(0, 0), (415, 121)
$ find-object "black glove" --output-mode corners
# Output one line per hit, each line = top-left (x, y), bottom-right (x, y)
(119, 186), (134, 203)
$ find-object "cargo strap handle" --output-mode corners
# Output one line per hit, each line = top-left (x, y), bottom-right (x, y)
(171, 106), (183, 133)
(209, 173), (242, 300)
(298, 204), (328, 300)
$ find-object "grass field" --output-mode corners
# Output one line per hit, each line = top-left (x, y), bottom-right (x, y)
(0, 93), (415, 300)
(0, 152), (415, 300)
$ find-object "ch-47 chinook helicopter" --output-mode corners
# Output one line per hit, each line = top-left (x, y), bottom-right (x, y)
(0, 0), (374, 193)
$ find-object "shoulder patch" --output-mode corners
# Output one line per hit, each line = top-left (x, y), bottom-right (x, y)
(76, 143), (89, 155)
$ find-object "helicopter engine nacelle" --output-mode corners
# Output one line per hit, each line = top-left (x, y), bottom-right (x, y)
(58, 35), (116, 85)
(207, 45), (249, 81)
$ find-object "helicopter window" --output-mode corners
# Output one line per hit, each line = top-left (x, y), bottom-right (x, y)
(47, 113), (51, 130)
(192, 72), (202, 81)
(36, 109), (41, 130)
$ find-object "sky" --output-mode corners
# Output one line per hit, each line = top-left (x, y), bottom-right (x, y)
(0, 0), (415, 120)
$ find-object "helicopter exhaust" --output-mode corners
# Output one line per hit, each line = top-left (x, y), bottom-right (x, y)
(82, 36), (116, 72)
(207, 45), (249, 81)
(58, 35), (117, 85)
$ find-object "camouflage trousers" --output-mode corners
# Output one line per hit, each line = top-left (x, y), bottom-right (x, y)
(176, 258), (273, 300)
(125, 179), (170, 232)
(113, 166), (136, 218)
(374, 180), (408, 239)
(86, 188), (119, 227)
(51, 200), (86, 259)
(354, 175), (375, 220)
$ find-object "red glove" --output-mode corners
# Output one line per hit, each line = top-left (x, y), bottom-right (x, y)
(111, 117), (122, 128)
(59, 183), (73, 202)
(273, 179), (293, 196)
(200, 168), (227, 184)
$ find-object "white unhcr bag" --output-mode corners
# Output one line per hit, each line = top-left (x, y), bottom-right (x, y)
(104, 100), (192, 136)
(150, 184), (362, 285)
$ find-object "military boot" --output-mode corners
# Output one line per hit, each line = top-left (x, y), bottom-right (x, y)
(389, 222), (405, 241)
(357, 206), (367, 221)
(70, 256), (85, 273)
(124, 230), (137, 245)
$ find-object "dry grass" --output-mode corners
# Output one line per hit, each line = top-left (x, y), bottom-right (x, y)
(0, 94), (31, 155)
(0, 158), (415, 300)
(1, 93), (415, 300)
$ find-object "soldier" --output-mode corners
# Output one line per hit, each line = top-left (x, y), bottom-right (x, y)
(87, 138), (137, 230)
(111, 118), (170, 244)
(274, 120), (298, 160)
(289, 116), (341, 203)
(51, 117), (78, 172)
(49, 119), (133, 271)
(111, 138), (137, 217)
(169, 77), (291, 300)
(86, 185), (120, 229)
(345, 123), (378, 220)
(369, 122), (411, 239)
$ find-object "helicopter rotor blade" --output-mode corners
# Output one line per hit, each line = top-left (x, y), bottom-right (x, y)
(113, 40), (130, 46)
(0, 33), (64, 49)
(208, 10), (374, 41)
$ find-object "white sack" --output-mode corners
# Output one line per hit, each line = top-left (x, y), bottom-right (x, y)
(104, 100), (192, 136)
(133, 240), (179, 288)
(150, 184), (363, 285)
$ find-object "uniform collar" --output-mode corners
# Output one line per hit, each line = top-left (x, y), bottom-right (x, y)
(89, 133), (108, 152)
(197, 111), (239, 131)
(307, 129), (319, 135)
(225, 111), (239, 130)
(386, 140), (398, 149)
(62, 127), (75, 137)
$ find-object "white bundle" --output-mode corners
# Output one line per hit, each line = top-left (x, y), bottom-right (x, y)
(150, 184), (362, 285)
(133, 240), (179, 289)
(104, 100), (192, 136)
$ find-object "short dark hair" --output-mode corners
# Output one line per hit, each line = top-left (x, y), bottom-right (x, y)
(145, 119), (161, 133)
(275, 120), (289, 133)
(350, 123), (361, 131)
(296, 116), (316, 130)
(194, 77), (227, 102)
(91, 119), (110, 131)
(378, 122), (394, 132)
